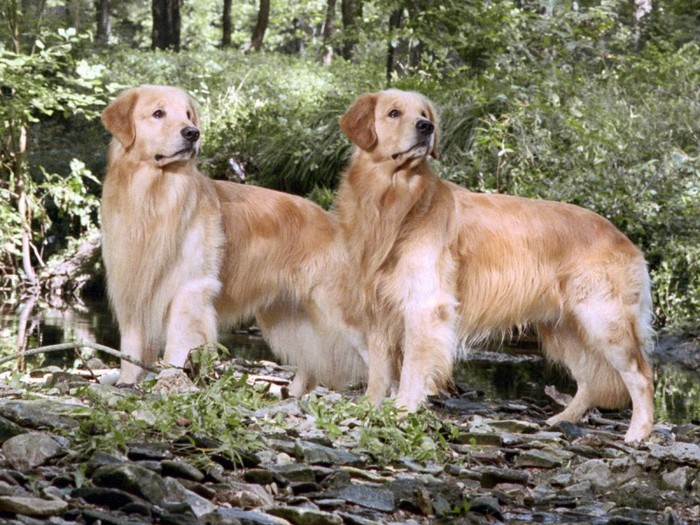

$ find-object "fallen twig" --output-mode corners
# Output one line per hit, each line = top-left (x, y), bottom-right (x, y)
(0, 342), (160, 373)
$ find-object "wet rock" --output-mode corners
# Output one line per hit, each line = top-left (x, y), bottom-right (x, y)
(480, 467), (530, 488)
(515, 449), (563, 469)
(573, 459), (614, 491)
(266, 505), (343, 525)
(389, 476), (464, 516)
(85, 451), (126, 476)
(71, 486), (140, 509)
(91, 463), (167, 505)
(215, 481), (275, 507)
(611, 478), (664, 510)
(82, 508), (149, 525)
(127, 442), (173, 461)
(2, 433), (65, 470)
(0, 400), (79, 430)
(469, 496), (502, 519)
(205, 507), (292, 524)
(487, 419), (540, 433)
(326, 484), (396, 512)
(160, 460), (205, 481)
(270, 464), (332, 483)
(336, 512), (382, 525)
(0, 415), (27, 444)
(553, 421), (587, 440)
(0, 495), (68, 517)
(294, 441), (361, 466)
(163, 477), (217, 517)
(454, 432), (502, 447)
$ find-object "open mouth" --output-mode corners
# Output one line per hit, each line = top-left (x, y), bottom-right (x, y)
(391, 141), (430, 160)
(154, 147), (195, 162)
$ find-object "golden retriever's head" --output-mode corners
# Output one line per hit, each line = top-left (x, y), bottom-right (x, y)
(102, 85), (201, 167)
(340, 89), (439, 166)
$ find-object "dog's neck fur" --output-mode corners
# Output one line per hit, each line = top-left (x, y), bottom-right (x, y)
(336, 150), (441, 286)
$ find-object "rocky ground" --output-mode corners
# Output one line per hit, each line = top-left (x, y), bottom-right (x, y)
(0, 351), (698, 525)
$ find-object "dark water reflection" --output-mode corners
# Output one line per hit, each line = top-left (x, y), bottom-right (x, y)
(1, 300), (697, 425)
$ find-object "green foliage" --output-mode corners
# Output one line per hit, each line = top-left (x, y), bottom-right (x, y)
(72, 368), (273, 461)
(307, 394), (459, 463)
(0, 23), (107, 289)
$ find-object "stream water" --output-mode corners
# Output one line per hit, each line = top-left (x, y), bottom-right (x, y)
(1, 299), (698, 425)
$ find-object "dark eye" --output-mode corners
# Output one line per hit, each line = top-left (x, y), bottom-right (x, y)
(421, 111), (427, 118)
(187, 110), (192, 120)
(388, 109), (401, 118)
(153, 109), (165, 119)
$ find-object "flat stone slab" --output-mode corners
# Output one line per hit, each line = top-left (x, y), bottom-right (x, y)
(0, 495), (68, 516)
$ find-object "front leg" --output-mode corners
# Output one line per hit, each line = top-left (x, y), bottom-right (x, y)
(117, 325), (155, 384)
(365, 331), (394, 405)
(163, 277), (220, 368)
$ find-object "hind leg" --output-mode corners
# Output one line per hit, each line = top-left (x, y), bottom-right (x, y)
(540, 323), (598, 426)
(575, 299), (654, 442)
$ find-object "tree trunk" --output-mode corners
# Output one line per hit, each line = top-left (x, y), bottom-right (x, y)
(322, 0), (336, 66)
(222, 0), (232, 48)
(386, 8), (403, 82)
(95, 0), (111, 43)
(340, 0), (361, 60)
(248, 0), (270, 52)
(152, 0), (181, 51)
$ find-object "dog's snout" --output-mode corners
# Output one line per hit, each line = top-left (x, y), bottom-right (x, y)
(181, 126), (200, 143)
(416, 119), (434, 136)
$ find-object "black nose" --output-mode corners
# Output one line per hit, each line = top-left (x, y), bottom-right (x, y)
(416, 119), (434, 136)
(181, 126), (200, 143)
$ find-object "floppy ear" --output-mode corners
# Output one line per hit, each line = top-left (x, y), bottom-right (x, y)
(102, 88), (139, 148)
(187, 95), (201, 127)
(339, 93), (377, 151)
(424, 97), (440, 159)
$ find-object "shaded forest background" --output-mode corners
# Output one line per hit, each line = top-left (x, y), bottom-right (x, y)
(0, 0), (698, 332)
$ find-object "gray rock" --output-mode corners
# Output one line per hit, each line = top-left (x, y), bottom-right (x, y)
(0, 415), (27, 444)
(612, 478), (665, 510)
(573, 459), (614, 490)
(266, 505), (343, 525)
(294, 441), (361, 466)
(328, 484), (396, 512)
(480, 467), (529, 488)
(0, 400), (79, 430)
(0, 496), (68, 517)
(515, 449), (563, 469)
(661, 466), (690, 491)
(163, 477), (217, 517)
(2, 432), (65, 470)
(336, 512), (383, 525)
(215, 481), (275, 507)
(205, 508), (292, 524)
(648, 442), (700, 465)
(91, 463), (168, 505)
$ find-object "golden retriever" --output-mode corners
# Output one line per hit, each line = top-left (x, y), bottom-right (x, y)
(335, 89), (654, 442)
(101, 85), (365, 393)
